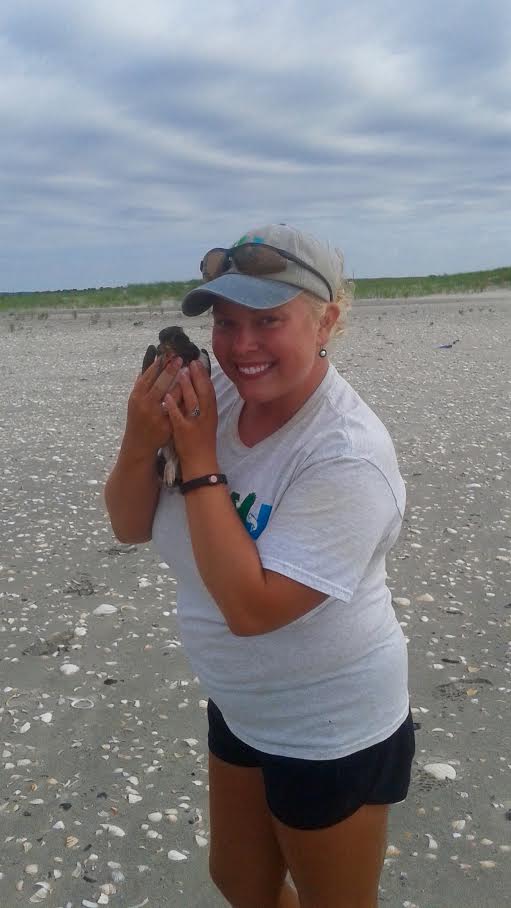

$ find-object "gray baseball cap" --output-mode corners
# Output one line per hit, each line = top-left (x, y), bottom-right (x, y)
(181, 223), (345, 316)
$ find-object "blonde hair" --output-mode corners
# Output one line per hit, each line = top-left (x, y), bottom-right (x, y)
(304, 279), (354, 339)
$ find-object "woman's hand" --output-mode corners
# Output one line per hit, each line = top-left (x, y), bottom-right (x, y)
(164, 359), (219, 477)
(123, 355), (184, 456)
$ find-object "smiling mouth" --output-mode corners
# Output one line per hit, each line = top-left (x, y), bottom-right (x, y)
(236, 363), (274, 376)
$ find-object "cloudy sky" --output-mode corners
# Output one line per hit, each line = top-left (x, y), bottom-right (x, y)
(1, 0), (510, 292)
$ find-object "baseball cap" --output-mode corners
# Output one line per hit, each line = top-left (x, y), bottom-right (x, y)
(181, 224), (344, 316)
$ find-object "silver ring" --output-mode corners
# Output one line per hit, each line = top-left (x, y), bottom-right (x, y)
(191, 406), (200, 418)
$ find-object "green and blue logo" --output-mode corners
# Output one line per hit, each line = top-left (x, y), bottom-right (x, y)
(231, 491), (272, 539)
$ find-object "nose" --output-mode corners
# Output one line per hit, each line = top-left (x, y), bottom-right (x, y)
(231, 324), (260, 357)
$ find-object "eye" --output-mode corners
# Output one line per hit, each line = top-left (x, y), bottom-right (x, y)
(259, 316), (278, 325)
(213, 318), (233, 328)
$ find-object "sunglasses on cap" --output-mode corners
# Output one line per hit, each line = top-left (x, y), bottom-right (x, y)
(200, 242), (334, 301)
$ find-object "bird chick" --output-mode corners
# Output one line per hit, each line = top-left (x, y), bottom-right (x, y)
(141, 326), (211, 487)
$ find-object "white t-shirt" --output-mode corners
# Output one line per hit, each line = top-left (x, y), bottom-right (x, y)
(152, 362), (410, 760)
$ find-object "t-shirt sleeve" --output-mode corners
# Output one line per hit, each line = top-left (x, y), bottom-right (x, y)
(256, 456), (403, 603)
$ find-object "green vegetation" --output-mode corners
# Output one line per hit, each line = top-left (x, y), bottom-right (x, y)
(0, 280), (201, 313)
(1, 267), (510, 313)
(352, 266), (511, 299)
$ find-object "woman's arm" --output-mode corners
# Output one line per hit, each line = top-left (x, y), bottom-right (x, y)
(104, 354), (184, 543)
(166, 361), (327, 635)
(104, 443), (161, 544)
(182, 473), (327, 635)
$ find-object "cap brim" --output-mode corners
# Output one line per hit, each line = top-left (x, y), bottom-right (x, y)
(181, 273), (302, 316)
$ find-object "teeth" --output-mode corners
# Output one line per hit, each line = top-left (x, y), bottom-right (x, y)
(238, 364), (271, 375)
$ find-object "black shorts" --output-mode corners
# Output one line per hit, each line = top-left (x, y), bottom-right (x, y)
(208, 699), (415, 830)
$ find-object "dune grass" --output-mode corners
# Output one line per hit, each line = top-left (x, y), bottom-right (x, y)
(1, 267), (510, 313)
(354, 266), (511, 299)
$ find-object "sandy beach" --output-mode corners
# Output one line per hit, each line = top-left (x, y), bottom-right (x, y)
(1, 290), (510, 907)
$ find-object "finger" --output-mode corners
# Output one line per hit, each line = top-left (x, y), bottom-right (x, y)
(161, 381), (183, 412)
(165, 391), (187, 428)
(136, 354), (163, 387)
(169, 382), (184, 406)
(149, 356), (183, 400)
(178, 368), (200, 413)
(189, 358), (215, 402)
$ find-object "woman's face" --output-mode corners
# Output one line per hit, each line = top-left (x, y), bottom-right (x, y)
(212, 293), (338, 411)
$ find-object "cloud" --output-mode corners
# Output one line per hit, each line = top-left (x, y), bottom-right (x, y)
(1, 0), (510, 290)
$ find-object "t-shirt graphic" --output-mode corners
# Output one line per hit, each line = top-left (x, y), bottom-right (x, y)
(231, 490), (272, 539)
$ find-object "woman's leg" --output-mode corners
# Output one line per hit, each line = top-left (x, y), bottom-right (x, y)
(271, 803), (389, 908)
(208, 751), (300, 908)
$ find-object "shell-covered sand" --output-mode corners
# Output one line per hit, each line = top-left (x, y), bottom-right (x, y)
(1, 291), (510, 907)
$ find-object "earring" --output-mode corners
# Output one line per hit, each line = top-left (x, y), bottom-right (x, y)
(319, 347), (327, 358)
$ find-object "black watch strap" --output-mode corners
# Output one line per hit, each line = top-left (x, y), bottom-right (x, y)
(179, 473), (227, 495)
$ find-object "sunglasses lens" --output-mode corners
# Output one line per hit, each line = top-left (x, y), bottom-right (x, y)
(202, 248), (229, 282)
(232, 245), (287, 276)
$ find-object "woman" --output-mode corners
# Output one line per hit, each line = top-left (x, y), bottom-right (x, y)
(104, 224), (415, 908)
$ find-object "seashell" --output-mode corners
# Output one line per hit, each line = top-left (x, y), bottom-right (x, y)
(25, 865), (39, 875)
(385, 845), (400, 857)
(425, 834), (438, 850)
(101, 824), (126, 837)
(147, 812), (162, 823)
(66, 836), (79, 848)
(393, 597), (411, 607)
(111, 869), (125, 883)
(195, 834), (208, 847)
(74, 627), (87, 637)
(93, 604), (118, 616)
(167, 849), (187, 861)
(29, 882), (52, 903)
(40, 712), (52, 724)
(19, 722), (31, 734)
(69, 698), (95, 709)
(423, 762), (456, 781)
(128, 793), (143, 805)
(60, 664), (80, 675)
(452, 820), (466, 831)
